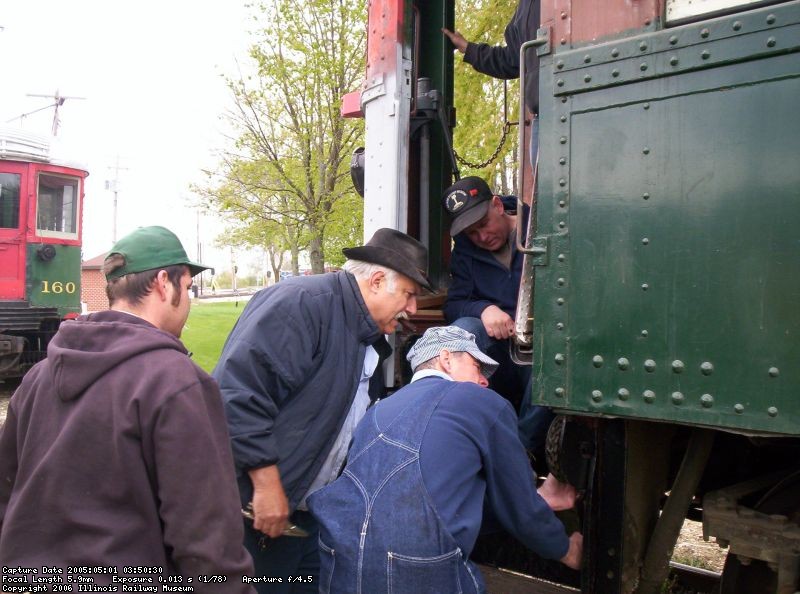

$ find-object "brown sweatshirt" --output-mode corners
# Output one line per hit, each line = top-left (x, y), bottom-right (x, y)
(0, 311), (254, 592)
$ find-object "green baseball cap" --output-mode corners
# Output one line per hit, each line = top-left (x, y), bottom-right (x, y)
(105, 226), (211, 280)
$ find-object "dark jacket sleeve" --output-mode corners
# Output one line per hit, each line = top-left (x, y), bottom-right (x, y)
(462, 0), (540, 114)
(463, 37), (520, 80)
(151, 374), (255, 592)
(462, 0), (529, 79)
(212, 289), (320, 472)
(483, 403), (570, 560)
(443, 247), (494, 323)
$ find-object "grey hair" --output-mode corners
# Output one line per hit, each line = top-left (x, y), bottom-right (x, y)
(412, 350), (469, 374)
(413, 357), (439, 373)
(343, 259), (398, 292)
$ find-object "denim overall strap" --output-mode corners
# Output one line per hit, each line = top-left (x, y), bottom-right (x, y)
(349, 377), (450, 462)
(310, 378), (486, 594)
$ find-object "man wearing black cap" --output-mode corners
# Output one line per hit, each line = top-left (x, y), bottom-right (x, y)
(213, 228), (431, 592)
(0, 226), (254, 590)
(442, 176), (553, 455)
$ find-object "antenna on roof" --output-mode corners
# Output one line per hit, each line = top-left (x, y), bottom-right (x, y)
(6, 90), (86, 136)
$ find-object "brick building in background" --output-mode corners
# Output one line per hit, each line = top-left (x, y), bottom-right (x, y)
(81, 253), (109, 312)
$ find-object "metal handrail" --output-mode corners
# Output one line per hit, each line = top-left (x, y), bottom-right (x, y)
(515, 37), (548, 256)
(512, 35), (548, 355)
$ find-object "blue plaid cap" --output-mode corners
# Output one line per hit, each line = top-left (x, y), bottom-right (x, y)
(407, 325), (499, 379)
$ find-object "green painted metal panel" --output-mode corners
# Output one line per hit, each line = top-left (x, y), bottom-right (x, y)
(533, 2), (800, 436)
(26, 244), (82, 316)
(416, 0), (454, 287)
(553, 2), (800, 95)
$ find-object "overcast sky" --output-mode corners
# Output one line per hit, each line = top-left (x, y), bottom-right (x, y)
(1, 1), (253, 273)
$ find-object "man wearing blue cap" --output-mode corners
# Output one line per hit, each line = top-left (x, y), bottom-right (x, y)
(0, 226), (254, 590)
(307, 325), (582, 594)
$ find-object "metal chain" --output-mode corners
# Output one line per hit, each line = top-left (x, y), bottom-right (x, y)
(453, 121), (513, 170)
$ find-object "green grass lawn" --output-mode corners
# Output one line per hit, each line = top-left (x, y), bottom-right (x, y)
(182, 301), (247, 373)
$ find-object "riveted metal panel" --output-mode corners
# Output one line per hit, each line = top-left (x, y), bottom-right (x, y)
(541, 0), (661, 50)
(533, 1), (800, 436)
(553, 1), (800, 94)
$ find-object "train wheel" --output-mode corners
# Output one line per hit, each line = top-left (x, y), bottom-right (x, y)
(718, 470), (800, 594)
(545, 414), (568, 482)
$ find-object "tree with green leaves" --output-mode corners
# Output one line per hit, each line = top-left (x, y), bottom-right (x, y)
(213, 218), (290, 282)
(203, 0), (366, 273)
(451, 0), (519, 195)
(196, 157), (309, 276)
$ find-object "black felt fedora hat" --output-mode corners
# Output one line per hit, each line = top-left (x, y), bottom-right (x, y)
(343, 228), (432, 290)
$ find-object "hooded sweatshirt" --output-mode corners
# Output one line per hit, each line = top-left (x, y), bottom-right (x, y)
(0, 310), (253, 591)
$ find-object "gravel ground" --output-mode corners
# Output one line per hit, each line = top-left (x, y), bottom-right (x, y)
(675, 519), (727, 572)
(1, 379), (21, 427)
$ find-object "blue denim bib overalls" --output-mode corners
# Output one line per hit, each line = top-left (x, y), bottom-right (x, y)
(308, 381), (486, 594)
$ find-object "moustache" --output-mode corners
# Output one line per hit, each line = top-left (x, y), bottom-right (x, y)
(394, 311), (415, 333)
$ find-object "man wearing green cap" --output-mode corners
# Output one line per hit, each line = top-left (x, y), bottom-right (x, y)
(0, 226), (254, 590)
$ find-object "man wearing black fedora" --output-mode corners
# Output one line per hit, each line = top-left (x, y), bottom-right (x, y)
(213, 228), (431, 592)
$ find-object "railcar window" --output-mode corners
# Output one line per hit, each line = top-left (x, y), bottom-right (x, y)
(36, 173), (79, 238)
(0, 173), (21, 229)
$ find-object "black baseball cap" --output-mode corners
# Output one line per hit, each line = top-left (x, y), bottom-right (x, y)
(442, 176), (494, 236)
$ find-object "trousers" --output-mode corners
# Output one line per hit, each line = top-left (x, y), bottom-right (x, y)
(243, 511), (319, 593)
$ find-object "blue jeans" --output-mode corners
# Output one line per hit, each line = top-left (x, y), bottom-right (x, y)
(243, 511), (320, 593)
(451, 317), (553, 452)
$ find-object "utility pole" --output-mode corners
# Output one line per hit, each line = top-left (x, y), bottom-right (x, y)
(105, 155), (128, 243)
(230, 246), (239, 308)
(196, 209), (204, 295)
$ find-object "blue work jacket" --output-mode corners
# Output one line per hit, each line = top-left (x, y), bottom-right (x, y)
(213, 271), (384, 511)
(444, 200), (529, 323)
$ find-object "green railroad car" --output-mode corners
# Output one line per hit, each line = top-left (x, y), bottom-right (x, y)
(350, 0), (800, 591)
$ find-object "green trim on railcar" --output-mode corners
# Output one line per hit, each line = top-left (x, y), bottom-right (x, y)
(415, 0), (454, 287)
(26, 244), (82, 317)
(532, 2), (800, 436)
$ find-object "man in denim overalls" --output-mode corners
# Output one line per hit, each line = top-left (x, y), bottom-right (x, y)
(308, 326), (582, 593)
